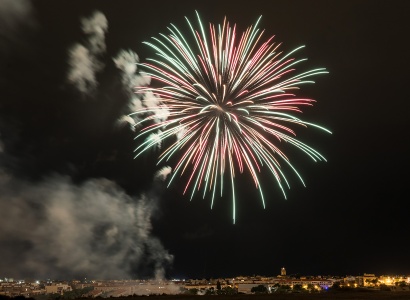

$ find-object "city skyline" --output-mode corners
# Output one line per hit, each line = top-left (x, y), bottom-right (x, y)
(2, 268), (410, 282)
(1, 272), (410, 298)
(1, 0), (409, 280)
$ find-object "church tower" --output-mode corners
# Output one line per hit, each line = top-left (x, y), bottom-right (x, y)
(281, 267), (286, 276)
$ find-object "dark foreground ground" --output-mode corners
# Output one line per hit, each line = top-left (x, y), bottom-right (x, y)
(83, 291), (410, 300)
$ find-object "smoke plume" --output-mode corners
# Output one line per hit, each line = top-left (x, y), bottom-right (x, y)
(67, 11), (108, 95)
(113, 49), (170, 131)
(0, 169), (173, 279)
(0, 6), (175, 281)
(113, 49), (151, 88)
(155, 166), (172, 182)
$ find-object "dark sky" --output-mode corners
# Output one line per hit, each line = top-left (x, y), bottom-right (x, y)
(1, 0), (409, 280)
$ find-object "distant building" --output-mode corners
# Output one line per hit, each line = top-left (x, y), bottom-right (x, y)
(45, 284), (72, 295)
(0, 282), (45, 297)
(379, 275), (410, 286)
(281, 267), (286, 276)
(362, 273), (377, 286)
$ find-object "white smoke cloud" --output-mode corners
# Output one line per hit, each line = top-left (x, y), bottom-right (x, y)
(0, 171), (173, 279)
(0, 6), (176, 282)
(155, 166), (172, 182)
(67, 11), (107, 95)
(143, 91), (170, 124)
(81, 11), (108, 55)
(176, 126), (187, 141)
(113, 49), (171, 137)
(113, 49), (152, 129)
(148, 130), (163, 150)
(117, 115), (137, 130)
(142, 91), (160, 110)
(67, 44), (102, 94)
(130, 95), (143, 112)
(113, 50), (151, 88)
(114, 50), (138, 76)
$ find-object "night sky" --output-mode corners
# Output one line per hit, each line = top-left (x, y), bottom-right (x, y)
(1, 0), (409, 280)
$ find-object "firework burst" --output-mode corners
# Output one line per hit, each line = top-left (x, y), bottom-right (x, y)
(132, 12), (330, 223)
